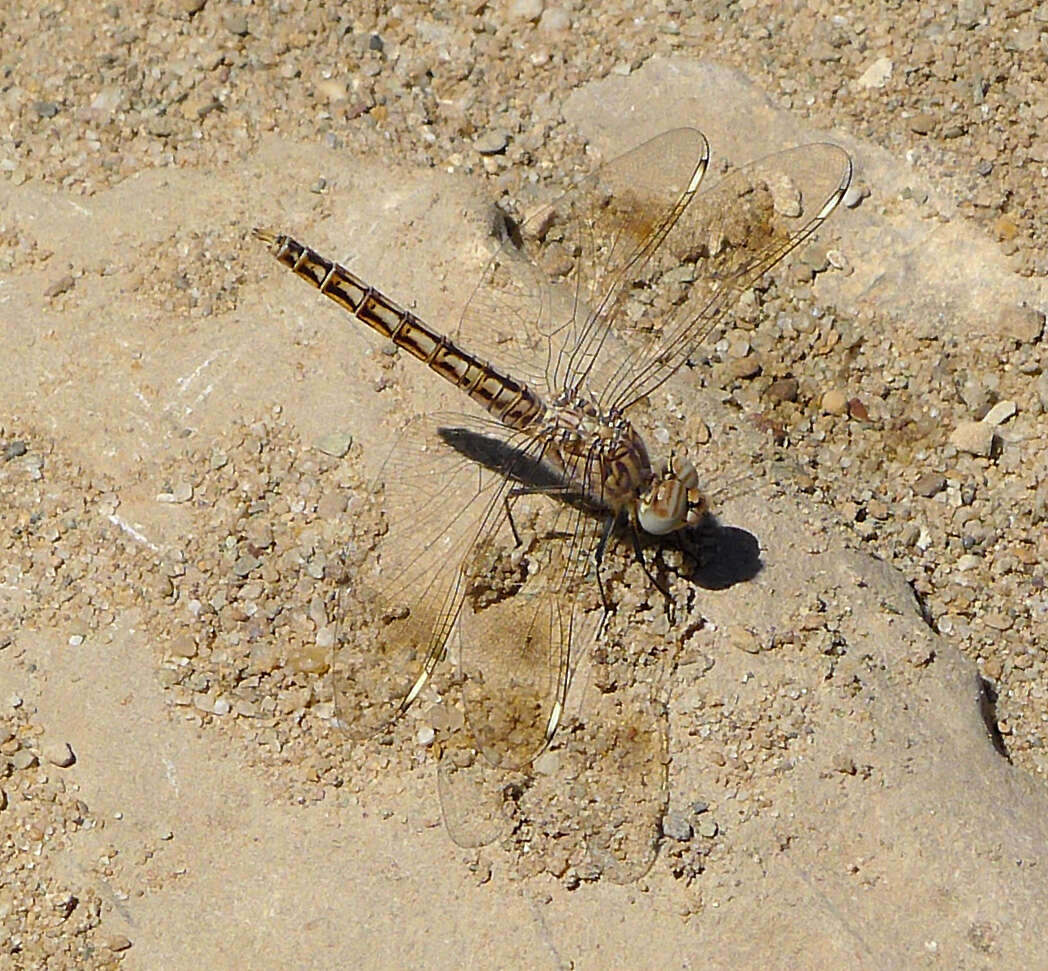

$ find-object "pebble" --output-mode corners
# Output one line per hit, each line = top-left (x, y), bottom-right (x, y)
(509, 0), (544, 20)
(949, 420), (995, 457)
(727, 354), (761, 380)
(856, 57), (892, 89)
(821, 389), (848, 416)
(698, 819), (719, 839)
(474, 130), (510, 155)
(842, 184), (868, 209)
(766, 377), (799, 403)
(538, 7), (571, 33)
(44, 275), (75, 298)
(3, 440), (28, 461)
(315, 432), (353, 457)
(416, 725), (435, 746)
(662, 811), (693, 842)
(908, 112), (936, 135)
(982, 400), (1016, 426)
(233, 554), (262, 577)
(12, 749), (38, 771)
(914, 472), (946, 498)
(42, 739), (76, 768)
(726, 624), (761, 654)
(982, 612), (1013, 632)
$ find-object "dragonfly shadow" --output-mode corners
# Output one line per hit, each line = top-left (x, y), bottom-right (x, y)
(672, 514), (762, 591)
(439, 424), (762, 592)
(438, 424), (596, 510)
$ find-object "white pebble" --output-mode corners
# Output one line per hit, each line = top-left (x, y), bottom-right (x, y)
(983, 399), (1017, 426)
(949, 420), (995, 457)
(509, 0), (543, 21)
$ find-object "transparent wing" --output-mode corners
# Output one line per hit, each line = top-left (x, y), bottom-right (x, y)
(333, 405), (586, 771)
(601, 142), (853, 410)
(454, 128), (711, 400)
(455, 130), (850, 414)
(331, 409), (516, 741)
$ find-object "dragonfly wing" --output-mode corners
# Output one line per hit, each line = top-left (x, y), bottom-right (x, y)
(332, 410), (526, 740)
(455, 128), (712, 400)
(602, 142), (853, 411)
(453, 451), (606, 771)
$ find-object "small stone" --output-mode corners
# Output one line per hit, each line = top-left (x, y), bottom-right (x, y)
(3, 440), (27, 461)
(994, 214), (1019, 242)
(223, 11), (249, 35)
(416, 725), (436, 746)
(982, 612), (1013, 632)
(509, 0), (543, 20)
(317, 490), (348, 518)
(983, 400), (1016, 426)
(1038, 372), (1048, 411)
(44, 275), (75, 298)
(914, 472), (946, 498)
(960, 380), (992, 414)
(233, 554), (262, 577)
(245, 520), (274, 549)
(909, 112), (936, 135)
(106, 936), (133, 952)
(178, 0), (206, 13)
(847, 398), (870, 421)
(538, 6), (571, 32)
(316, 79), (347, 103)
(856, 57), (892, 89)
(821, 388), (848, 415)
(474, 130), (509, 155)
(42, 739), (76, 768)
(766, 377), (799, 403)
(982, 655), (1003, 681)
(171, 481), (193, 503)
(12, 749), (38, 770)
(315, 432), (352, 457)
(949, 420), (995, 457)
(997, 305), (1044, 343)
(957, 0), (985, 27)
(698, 818), (718, 839)
(727, 354), (761, 380)
(726, 624), (761, 654)
(167, 633), (197, 659)
(662, 811), (693, 842)
(842, 184), (867, 209)
(1004, 27), (1039, 53)
(867, 499), (889, 520)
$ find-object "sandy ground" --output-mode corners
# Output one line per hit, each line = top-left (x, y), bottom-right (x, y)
(2, 3), (1048, 969)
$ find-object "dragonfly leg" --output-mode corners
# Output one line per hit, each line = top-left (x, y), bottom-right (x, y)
(631, 525), (674, 608)
(502, 490), (524, 547)
(593, 512), (619, 617)
(504, 481), (580, 547)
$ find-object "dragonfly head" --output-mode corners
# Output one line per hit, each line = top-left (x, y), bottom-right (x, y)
(636, 453), (706, 535)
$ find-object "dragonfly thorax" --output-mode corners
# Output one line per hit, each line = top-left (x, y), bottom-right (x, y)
(545, 390), (704, 535)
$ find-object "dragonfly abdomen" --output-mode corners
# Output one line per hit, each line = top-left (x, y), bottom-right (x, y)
(254, 229), (545, 430)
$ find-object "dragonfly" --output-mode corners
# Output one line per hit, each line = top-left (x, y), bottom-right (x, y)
(255, 128), (852, 880)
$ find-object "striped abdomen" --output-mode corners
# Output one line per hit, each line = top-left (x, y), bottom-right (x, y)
(254, 229), (545, 430)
